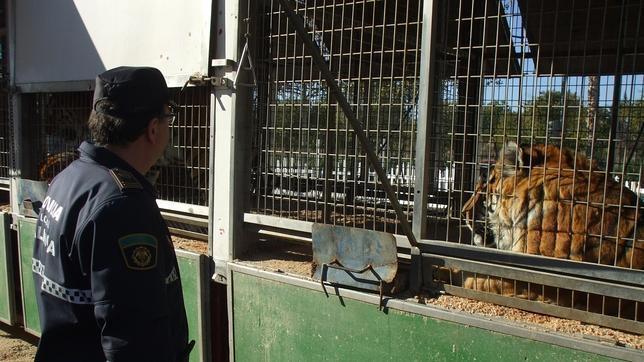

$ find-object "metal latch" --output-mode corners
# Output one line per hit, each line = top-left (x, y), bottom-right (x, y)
(181, 75), (233, 91)
(205, 33), (258, 91)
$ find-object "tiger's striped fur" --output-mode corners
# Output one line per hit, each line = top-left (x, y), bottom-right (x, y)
(459, 143), (643, 318)
(465, 142), (643, 269)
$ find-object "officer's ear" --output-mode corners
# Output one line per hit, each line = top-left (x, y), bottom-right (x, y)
(144, 117), (162, 144)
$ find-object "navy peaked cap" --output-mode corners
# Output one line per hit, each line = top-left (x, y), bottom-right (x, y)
(93, 66), (171, 120)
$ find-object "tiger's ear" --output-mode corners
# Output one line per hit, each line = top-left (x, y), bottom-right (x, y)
(499, 141), (523, 176)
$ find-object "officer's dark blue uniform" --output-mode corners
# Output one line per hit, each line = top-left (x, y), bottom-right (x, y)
(32, 140), (190, 361)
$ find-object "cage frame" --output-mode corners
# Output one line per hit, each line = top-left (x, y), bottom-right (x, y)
(235, 0), (644, 335)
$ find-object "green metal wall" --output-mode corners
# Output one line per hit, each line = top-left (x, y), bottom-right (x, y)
(176, 250), (211, 362)
(0, 212), (16, 325)
(230, 269), (617, 362)
(18, 218), (39, 335)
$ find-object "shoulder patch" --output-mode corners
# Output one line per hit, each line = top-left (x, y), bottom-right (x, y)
(118, 234), (158, 270)
(109, 168), (143, 191)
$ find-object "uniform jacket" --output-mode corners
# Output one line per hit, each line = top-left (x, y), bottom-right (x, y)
(32, 141), (189, 362)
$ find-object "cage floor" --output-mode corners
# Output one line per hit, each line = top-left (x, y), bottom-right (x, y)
(237, 237), (642, 350)
(171, 235), (208, 255)
(237, 238), (314, 277)
(413, 293), (643, 350)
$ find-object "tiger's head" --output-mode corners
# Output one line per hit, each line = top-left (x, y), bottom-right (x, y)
(462, 142), (595, 249)
(462, 175), (497, 248)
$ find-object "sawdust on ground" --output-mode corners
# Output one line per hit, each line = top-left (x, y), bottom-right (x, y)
(415, 294), (644, 350)
(237, 238), (314, 277)
(0, 324), (38, 362)
(171, 235), (209, 254)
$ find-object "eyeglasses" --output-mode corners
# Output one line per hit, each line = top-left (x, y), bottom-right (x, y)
(160, 112), (176, 126)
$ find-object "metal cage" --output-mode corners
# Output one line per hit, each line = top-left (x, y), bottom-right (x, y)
(20, 87), (212, 211)
(155, 86), (212, 209)
(243, 0), (644, 334)
(248, 0), (423, 234)
(424, 0), (643, 333)
(21, 91), (92, 181)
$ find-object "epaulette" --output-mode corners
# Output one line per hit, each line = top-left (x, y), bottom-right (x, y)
(109, 168), (143, 192)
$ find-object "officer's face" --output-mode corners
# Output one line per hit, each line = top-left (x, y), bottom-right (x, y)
(158, 105), (172, 152)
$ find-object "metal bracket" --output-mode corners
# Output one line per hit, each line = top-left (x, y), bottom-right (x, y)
(181, 75), (233, 92)
(233, 34), (258, 89)
(320, 259), (386, 311)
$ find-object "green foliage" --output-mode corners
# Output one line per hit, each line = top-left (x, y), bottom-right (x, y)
(438, 88), (643, 178)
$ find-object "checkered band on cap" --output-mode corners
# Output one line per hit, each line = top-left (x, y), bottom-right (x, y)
(32, 258), (93, 305)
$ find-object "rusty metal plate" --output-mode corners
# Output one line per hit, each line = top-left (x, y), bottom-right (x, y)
(312, 224), (398, 292)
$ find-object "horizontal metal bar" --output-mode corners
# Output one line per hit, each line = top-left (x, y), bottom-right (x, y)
(175, 248), (205, 260)
(17, 80), (95, 93)
(423, 255), (644, 303)
(16, 75), (192, 93)
(420, 240), (643, 287)
(442, 285), (643, 336)
(228, 263), (642, 361)
(168, 227), (207, 242)
(161, 211), (208, 228)
(243, 212), (412, 248)
(244, 213), (311, 233)
(157, 199), (209, 216)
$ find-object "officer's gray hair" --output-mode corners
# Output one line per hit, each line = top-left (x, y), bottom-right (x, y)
(88, 100), (155, 146)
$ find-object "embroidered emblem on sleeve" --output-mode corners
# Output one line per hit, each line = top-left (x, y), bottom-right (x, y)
(118, 234), (158, 270)
(109, 168), (143, 191)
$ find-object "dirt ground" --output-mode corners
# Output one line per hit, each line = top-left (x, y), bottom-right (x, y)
(0, 323), (37, 361)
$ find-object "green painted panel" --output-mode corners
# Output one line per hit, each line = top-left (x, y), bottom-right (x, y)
(232, 271), (615, 362)
(18, 218), (40, 335)
(177, 254), (204, 362)
(0, 213), (15, 324)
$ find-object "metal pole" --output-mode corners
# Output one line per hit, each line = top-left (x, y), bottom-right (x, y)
(412, 0), (439, 241)
(277, 0), (418, 247)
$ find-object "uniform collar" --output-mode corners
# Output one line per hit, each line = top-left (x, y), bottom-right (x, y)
(78, 141), (157, 196)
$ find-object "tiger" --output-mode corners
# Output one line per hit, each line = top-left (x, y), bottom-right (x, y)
(459, 142), (643, 319)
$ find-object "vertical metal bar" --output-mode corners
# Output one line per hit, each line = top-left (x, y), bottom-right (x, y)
(211, 0), (241, 274)
(598, 0), (626, 264)
(322, 2), (337, 225)
(372, 0), (387, 231)
(261, 0), (273, 215)
(445, 0), (463, 244)
(350, 0), (366, 226)
(7, 0), (20, 182)
(383, 0), (399, 232)
(314, 1), (327, 224)
(297, 2), (307, 222)
(606, 0), (626, 177)
(362, 0), (377, 230)
(333, 1), (347, 226)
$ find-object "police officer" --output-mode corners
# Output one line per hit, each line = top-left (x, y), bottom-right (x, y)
(32, 66), (192, 361)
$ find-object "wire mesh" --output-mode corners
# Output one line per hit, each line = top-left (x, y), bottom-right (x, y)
(21, 87), (212, 211)
(0, 88), (9, 179)
(249, 0), (423, 234)
(427, 0), (643, 328)
(154, 86), (211, 207)
(22, 91), (92, 182)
